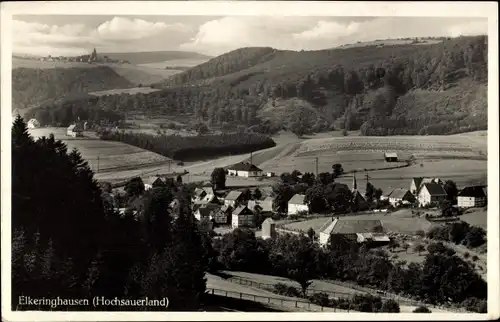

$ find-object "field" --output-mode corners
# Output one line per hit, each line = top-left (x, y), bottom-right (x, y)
(337, 38), (442, 49)
(282, 210), (438, 235)
(138, 58), (211, 70)
(26, 126), (487, 194)
(27, 127), (172, 173)
(89, 87), (161, 96)
(460, 208), (488, 230)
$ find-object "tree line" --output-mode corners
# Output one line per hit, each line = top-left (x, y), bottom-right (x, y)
(210, 228), (486, 308)
(11, 116), (209, 311)
(99, 130), (276, 161)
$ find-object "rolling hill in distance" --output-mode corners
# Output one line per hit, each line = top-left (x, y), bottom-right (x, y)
(98, 50), (212, 65)
(13, 36), (487, 138)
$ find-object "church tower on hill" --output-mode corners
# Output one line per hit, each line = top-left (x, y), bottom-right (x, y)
(90, 48), (98, 61)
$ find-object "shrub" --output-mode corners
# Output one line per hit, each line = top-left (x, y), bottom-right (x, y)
(461, 297), (487, 313)
(415, 230), (425, 237)
(380, 299), (400, 313)
(413, 306), (432, 313)
(273, 283), (301, 298)
(309, 292), (330, 307)
(464, 252), (470, 259)
(472, 255), (479, 261)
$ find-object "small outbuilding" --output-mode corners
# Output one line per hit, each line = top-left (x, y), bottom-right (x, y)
(384, 152), (398, 162)
(67, 124), (83, 137)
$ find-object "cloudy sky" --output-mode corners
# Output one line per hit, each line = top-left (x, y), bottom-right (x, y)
(12, 15), (488, 57)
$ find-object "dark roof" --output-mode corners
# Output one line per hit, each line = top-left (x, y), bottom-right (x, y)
(458, 185), (487, 198)
(421, 183), (447, 196)
(196, 204), (221, 217)
(412, 177), (424, 189)
(228, 162), (262, 172)
(233, 205), (253, 217)
(67, 124), (83, 132)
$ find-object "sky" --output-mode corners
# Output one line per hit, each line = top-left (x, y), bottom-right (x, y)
(12, 15), (488, 57)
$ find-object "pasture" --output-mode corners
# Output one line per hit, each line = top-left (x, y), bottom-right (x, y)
(137, 58), (210, 70)
(460, 208), (487, 230)
(27, 127), (172, 173)
(89, 87), (161, 96)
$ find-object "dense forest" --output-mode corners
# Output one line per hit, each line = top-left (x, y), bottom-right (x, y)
(12, 66), (132, 110)
(15, 36), (487, 136)
(99, 131), (276, 161)
(11, 116), (209, 311)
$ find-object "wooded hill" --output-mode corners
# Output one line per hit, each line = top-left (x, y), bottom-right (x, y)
(18, 36), (488, 136)
(12, 66), (132, 111)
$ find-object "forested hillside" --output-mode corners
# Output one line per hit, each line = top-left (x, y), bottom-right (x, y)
(12, 66), (132, 111)
(20, 36), (487, 136)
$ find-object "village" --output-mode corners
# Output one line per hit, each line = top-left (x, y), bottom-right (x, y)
(113, 157), (487, 249)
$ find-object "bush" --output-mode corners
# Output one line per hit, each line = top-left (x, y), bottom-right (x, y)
(464, 252), (470, 259)
(415, 230), (425, 237)
(273, 283), (302, 298)
(472, 255), (479, 261)
(461, 297), (487, 313)
(380, 299), (400, 313)
(413, 306), (432, 313)
(309, 292), (330, 307)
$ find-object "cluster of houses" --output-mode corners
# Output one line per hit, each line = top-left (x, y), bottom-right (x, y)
(38, 49), (129, 64)
(25, 117), (90, 137)
(381, 177), (487, 208)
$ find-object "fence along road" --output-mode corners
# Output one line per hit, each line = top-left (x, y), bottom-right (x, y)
(206, 288), (351, 312)
(226, 275), (467, 313)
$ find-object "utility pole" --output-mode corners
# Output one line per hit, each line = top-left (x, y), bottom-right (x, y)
(315, 157), (319, 176)
(97, 156), (99, 174)
(365, 172), (370, 185)
(250, 152), (253, 165)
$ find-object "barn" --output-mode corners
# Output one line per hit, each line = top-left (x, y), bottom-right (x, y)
(384, 152), (398, 162)
(227, 162), (263, 177)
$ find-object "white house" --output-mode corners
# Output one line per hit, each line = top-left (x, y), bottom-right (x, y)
(27, 118), (40, 129)
(287, 194), (308, 216)
(417, 183), (448, 207)
(386, 188), (415, 207)
(227, 162), (263, 177)
(457, 185), (487, 208)
(194, 204), (221, 221)
(410, 177), (443, 195)
(67, 124), (83, 137)
(231, 206), (255, 228)
(224, 191), (243, 207)
(261, 218), (277, 240)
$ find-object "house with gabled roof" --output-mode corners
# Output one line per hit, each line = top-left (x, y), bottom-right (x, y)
(67, 124), (83, 137)
(231, 205), (254, 228)
(144, 176), (165, 190)
(194, 204), (221, 221)
(417, 183), (447, 207)
(227, 162), (263, 177)
(457, 185), (487, 208)
(287, 194), (308, 216)
(318, 217), (388, 247)
(386, 188), (415, 207)
(410, 177), (443, 195)
(213, 204), (233, 225)
(224, 190), (244, 207)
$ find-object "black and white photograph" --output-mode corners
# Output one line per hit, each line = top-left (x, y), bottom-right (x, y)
(1, 1), (498, 320)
